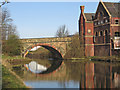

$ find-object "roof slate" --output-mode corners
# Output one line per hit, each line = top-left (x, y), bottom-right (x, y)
(103, 2), (120, 17)
(84, 13), (95, 21)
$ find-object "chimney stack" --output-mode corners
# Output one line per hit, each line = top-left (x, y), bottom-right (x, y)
(80, 6), (85, 13)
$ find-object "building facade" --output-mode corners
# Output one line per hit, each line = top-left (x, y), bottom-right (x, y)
(79, 1), (120, 56)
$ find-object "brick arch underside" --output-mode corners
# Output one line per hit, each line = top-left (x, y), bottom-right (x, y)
(24, 43), (63, 59)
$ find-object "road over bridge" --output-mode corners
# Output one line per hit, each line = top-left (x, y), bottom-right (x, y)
(20, 37), (72, 59)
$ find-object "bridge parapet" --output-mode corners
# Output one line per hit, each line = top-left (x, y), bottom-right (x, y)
(20, 37), (71, 43)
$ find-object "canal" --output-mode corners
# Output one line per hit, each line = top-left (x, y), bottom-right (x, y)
(12, 59), (120, 88)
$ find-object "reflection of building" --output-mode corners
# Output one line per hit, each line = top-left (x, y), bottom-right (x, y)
(113, 72), (120, 88)
(85, 63), (94, 88)
(79, 1), (120, 56)
(80, 62), (120, 88)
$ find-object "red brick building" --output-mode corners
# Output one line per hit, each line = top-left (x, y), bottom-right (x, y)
(79, 1), (120, 56)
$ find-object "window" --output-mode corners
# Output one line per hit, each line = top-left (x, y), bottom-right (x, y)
(115, 20), (119, 24)
(94, 22), (96, 25)
(100, 12), (103, 17)
(105, 19), (108, 23)
(88, 29), (91, 33)
(96, 32), (98, 37)
(115, 32), (120, 37)
(98, 21), (100, 25)
(98, 12), (104, 20)
(105, 30), (108, 43)
(105, 30), (107, 36)
(111, 40), (114, 49)
(100, 31), (103, 36)
(93, 36), (96, 43)
(101, 20), (103, 24)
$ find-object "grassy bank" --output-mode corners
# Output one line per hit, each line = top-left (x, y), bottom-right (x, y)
(90, 56), (120, 61)
(2, 55), (52, 88)
(2, 55), (30, 88)
(64, 57), (89, 62)
(2, 55), (51, 68)
(2, 55), (27, 60)
(64, 56), (120, 63)
(2, 65), (27, 88)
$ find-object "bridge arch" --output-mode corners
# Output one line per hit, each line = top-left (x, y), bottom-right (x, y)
(24, 43), (63, 59)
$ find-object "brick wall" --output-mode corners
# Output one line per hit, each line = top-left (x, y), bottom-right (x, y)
(85, 22), (94, 56)
(94, 45), (110, 56)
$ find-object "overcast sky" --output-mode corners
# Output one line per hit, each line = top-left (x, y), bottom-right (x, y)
(2, 2), (102, 38)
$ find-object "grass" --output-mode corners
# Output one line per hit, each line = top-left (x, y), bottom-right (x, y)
(2, 55), (30, 88)
(90, 56), (120, 61)
(2, 65), (27, 88)
(2, 54), (52, 88)
(64, 55), (120, 63)
(2, 55), (24, 60)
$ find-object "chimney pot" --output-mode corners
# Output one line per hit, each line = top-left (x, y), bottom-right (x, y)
(80, 6), (85, 13)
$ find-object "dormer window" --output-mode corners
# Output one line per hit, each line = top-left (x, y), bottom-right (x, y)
(115, 20), (119, 24)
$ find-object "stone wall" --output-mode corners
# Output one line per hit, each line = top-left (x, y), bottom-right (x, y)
(20, 37), (72, 58)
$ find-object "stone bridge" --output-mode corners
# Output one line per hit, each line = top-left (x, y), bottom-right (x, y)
(20, 37), (72, 59)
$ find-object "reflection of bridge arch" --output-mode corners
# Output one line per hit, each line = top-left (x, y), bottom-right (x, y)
(24, 43), (63, 59)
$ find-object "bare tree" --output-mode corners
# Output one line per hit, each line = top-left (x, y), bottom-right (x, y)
(7, 23), (18, 39)
(1, 8), (17, 40)
(64, 33), (85, 58)
(2, 8), (12, 25)
(55, 25), (69, 37)
(1, 7), (23, 56)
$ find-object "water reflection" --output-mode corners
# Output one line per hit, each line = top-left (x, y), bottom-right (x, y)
(13, 59), (120, 88)
(65, 61), (120, 88)
(25, 80), (79, 88)
(24, 59), (63, 74)
(25, 61), (47, 73)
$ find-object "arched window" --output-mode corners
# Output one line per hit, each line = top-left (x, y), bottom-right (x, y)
(105, 30), (108, 43)
(98, 11), (104, 20)
(111, 39), (114, 49)
(105, 30), (107, 36)
(100, 31), (103, 36)
(96, 32), (98, 37)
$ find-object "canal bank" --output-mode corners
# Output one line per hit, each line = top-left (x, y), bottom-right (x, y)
(65, 56), (120, 63)
(2, 55), (29, 88)
(90, 56), (120, 62)
(2, 65), (27, 88)
(2, 55), (53, 88)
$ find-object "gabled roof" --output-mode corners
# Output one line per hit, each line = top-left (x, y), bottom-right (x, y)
(103, 2), (120, 17)
(84, 13), (95, 21)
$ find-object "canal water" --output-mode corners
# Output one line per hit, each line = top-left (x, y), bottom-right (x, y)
(12, 59), (120, 88)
